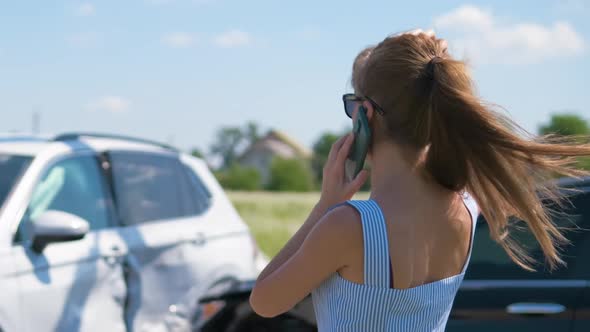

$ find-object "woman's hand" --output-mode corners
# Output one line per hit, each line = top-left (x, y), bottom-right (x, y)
(319, 133), (369, 208)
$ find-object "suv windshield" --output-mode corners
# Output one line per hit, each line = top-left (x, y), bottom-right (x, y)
(0, 154), (33, 209)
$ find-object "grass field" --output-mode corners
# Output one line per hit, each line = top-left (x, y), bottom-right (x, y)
(228, 191), (369, 257)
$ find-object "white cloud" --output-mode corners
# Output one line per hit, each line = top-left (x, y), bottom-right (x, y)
(433, 5), (586, 64)
(162, 32), (195, 48)
(75, 3), (95, 16)
(214, 30), (252, 48)
(87, 96), (131, 113)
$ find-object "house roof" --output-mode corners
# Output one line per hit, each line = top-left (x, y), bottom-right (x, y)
(266, 130), (312, 157)
(239, 129), (312, 160)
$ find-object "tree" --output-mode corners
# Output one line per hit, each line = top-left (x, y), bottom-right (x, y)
(215, 164), (261, 191)
(311, 132), (340, 185)
(210, 127), (243, 169)
(579, 158), (590, 171)
(539, 114), (589, 136)
(209, 122), (262, 169)
(539, 113), (590, 170)
(190, 148), (204, 159)
(245, 121), (260, 144)
(267, 157), (315, 192)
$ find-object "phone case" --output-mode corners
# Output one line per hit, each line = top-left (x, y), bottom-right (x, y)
(345, 106), (371, 182)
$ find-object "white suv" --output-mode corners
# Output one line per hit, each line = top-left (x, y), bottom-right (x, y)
(0, 133), (266, 332)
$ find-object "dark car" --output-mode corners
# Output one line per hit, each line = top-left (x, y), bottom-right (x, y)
(200, 177), (590, 332)
(447, 177), (590, 332)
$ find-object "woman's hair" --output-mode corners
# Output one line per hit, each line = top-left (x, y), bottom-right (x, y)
(352, 32), (590, 270)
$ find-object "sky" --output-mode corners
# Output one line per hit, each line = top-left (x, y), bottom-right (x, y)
(0, 0), (589, 155)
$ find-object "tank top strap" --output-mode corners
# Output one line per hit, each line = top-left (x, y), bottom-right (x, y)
(346, 200), (391, 288)
(460, 192), (479, 274)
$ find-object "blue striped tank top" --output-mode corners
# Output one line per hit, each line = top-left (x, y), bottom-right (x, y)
(312, 195), (478, 331)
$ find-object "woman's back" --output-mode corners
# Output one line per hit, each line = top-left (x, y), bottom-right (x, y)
(338, 188), (475, 290)
(312, 193), (478, 331)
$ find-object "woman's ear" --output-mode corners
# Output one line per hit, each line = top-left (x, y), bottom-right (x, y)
(363, 100), (375, 121)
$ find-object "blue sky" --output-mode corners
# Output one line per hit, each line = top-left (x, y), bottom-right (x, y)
(1, 0), (589, 155)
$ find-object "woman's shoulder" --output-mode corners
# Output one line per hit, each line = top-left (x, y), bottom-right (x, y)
(315, 203), (364, 251)
(322, 203), (363, 231)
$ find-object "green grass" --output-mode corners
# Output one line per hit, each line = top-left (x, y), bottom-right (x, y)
(228, 191), (369, 257)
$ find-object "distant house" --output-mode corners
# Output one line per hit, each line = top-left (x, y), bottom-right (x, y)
(239, 130), (312, 185)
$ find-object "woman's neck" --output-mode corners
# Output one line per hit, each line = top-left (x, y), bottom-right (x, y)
(369, 142), (430, 200)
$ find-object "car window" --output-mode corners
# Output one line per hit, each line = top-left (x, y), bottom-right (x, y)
(466, 191), (590, 280)
(0, 154), (33, 209)
(16, 155), (111, 242)
(110, 152), (199, 225)
(180, 163), (211, 215)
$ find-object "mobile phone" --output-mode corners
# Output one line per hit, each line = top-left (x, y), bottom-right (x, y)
(345, 106), (371, 182)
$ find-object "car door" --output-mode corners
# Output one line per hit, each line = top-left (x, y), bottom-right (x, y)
(0, 154), (33, 332)
(571, 190), (590, 332)
(447, 191), (590, 332)
(11, 153), (127, 332)
(107, 151), (222, 331)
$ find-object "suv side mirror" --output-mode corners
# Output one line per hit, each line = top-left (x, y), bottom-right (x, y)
(28, 210), (90, 253)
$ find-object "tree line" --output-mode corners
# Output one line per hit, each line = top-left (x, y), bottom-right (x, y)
(192, 113), (589, 191)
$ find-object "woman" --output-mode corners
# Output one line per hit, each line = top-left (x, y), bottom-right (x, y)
(249, 29), (590, 331)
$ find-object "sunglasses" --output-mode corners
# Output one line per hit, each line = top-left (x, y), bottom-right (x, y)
(342, 93), (385, 118)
